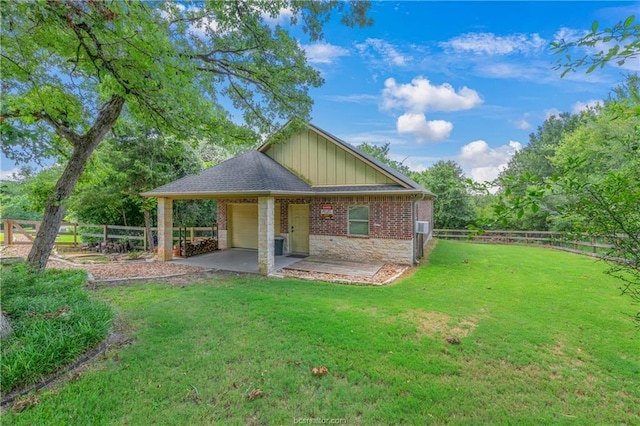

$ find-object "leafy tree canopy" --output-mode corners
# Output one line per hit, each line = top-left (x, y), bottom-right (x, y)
(495, 112), (584, 230)
(414, 160), (476, 229)
(551, 15), (639, 76)
(0, 0), (371, 270)
(356, 142), (414, 178)
(0, 179), (43, 221)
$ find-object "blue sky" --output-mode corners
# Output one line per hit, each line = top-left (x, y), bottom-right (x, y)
(1, 1), (638, 182)
(294, 1), (639, 182)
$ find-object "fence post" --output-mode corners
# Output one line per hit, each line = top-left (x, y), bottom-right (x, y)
(143, 228), (147, 252)
(2, 220), (11, 246)
(73, 223), (78, 248)
(592, 237), (596, 254)
(103, 225), (108, 244)
(190, 227), (194, 243)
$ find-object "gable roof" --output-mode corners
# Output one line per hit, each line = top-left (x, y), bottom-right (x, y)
(307, 123), (428, 192)
(143, 122), (435, 199)
(259, 121), (434, 196)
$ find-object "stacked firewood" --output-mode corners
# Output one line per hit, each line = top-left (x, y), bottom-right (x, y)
(182, 238), (217, 257)
(84, 241), (136, 254)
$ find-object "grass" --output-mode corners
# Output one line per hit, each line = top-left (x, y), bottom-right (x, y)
(4, 241), (639, 424)
(0, 265), (113, 395)
(0, 234), (80, 243)
(54, 234), (82, 244)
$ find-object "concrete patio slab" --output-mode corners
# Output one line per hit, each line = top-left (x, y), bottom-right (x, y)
(284, 256), (383, 277)
(170, 249), (384, 277)
(170, 248), (302, 274)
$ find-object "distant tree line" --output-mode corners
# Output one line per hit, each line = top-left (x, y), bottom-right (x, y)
(4, 74), (636, 235)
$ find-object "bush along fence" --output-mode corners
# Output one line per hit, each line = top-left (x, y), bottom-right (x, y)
(1, 219), (217, 258)
(433, 229), (629, 262)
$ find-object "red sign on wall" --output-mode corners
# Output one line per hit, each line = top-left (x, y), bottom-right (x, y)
(320, 204), (334, 220)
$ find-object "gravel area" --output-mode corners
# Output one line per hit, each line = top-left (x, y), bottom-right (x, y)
(1, 245), (204, 281)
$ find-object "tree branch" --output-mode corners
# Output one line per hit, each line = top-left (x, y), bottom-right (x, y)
(32, 110), (83, 146)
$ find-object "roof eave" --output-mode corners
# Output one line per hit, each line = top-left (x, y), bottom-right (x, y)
(141, 188), (434, 199)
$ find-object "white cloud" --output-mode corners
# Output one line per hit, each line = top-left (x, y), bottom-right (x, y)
(302, 42), (349, 64)
(382, 76), (483, 113)
(553, 27), (587, 45)
(159, 2), (186, 21)
(545, 108), (562, 119)
(457, 140), (522, 183)
(440, 32), (546, 55)
(474, 62), (546, 81)
(355, 38), (410, 66)
(0, 167), (19, 181)
(187, 15), (219, 37)
(161, 4), (220, 38)
(396, 113), (453, 143)
(572, 99), (603, 113)
(261, 7), (294, 25)
(513, 119), (532, 130)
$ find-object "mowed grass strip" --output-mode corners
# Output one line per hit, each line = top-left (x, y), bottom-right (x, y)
(5, 241), (639, 424)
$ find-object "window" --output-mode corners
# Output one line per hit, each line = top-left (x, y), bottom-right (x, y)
(348, 205), (369, 236)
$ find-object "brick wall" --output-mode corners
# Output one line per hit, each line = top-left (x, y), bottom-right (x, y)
(217, 198), (260, 230)
(415, 198), (433, 239)
(310, 195), (413, 240)
(414, 198), (434, 258)
(217, 195), (415, 240)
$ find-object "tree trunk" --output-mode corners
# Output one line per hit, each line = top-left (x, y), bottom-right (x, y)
(0, 312), (12, 340)
(27, 95), (125, 271)
(144, 208), (155, 252)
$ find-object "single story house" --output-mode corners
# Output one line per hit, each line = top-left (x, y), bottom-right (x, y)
(142, 122), (435, 274)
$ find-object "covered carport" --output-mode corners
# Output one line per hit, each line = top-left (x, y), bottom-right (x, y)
(141, 150), (313, 275)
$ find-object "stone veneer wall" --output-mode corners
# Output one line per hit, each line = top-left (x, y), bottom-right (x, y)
(309, 235), (414, 265)
(218, 229), (228, 250)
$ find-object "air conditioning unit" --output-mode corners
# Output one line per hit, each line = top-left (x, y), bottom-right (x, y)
(415, 221), (430, 234)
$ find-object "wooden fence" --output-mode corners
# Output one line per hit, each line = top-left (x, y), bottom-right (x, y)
(1, 219), (217, 252)
(433, 229), (621, 259)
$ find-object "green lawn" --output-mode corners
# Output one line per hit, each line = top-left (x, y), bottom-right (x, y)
(5, 241), (639, 424)
(0, 234), (80, 243)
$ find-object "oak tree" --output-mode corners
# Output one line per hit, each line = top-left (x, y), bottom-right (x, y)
(1, 0), (371, 270)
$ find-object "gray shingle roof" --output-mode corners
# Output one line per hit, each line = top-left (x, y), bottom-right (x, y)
(143, 151), (312, 196)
